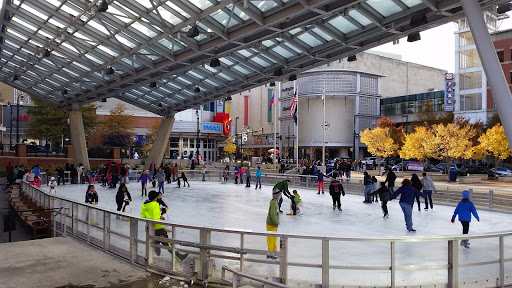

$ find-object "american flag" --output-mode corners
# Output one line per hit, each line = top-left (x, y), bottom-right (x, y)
(290, 91), (297, 116)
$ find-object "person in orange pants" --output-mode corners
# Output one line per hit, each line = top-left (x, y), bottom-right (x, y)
(317, 169), (325, 195)
(266, 191), (281, 259)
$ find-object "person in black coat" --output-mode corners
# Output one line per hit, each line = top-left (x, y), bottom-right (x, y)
(370, 182), (391, 218)
(115, 184), (132, 213)
(329, 177), (345, 211)
(70, 164), (78, 184)
(384, 167), (397, 193)
(56, 166), (65, 185)
(411, 173), (423, 211)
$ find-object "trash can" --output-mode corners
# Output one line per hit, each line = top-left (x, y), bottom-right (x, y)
(449, 169), (457, 182)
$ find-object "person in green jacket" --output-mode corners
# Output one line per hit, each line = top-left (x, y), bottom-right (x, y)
(141, 190), (188, 261)
(266, 191), (281, 259)
(272, 179), (292, 213)
(293, 190), (303, 216)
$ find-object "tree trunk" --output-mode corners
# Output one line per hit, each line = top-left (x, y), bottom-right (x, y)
(494, 157), (499, 178)
(377, 156), (381, 176)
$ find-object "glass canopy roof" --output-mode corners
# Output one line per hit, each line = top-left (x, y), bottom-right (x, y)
(0, 0), (505, 115)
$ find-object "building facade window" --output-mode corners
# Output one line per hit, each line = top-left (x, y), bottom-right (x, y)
(380, 91), (445, 116)
(459, 71), (482, 90)
(460, 93), (482, 111)
(497, 50), (505, 63)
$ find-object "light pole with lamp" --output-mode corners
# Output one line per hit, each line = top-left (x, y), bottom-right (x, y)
(195, 110), (200, 163)
(7, 102), (12, 151)
(235, 117), (239, 159)
(402, 114), (409, 134)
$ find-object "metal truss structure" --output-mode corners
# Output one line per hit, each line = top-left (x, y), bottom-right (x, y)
(0, 0), (507, 116)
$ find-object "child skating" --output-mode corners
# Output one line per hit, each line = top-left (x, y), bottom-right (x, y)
(293, 190), (303, 216)
(451, 190), (480, 249)
(138, 170), (151, 196)
(369, 182), (391, 218)
(115, 184), (132, 220)
(85, 184), (99, 225)
(49, 177), (57, 195)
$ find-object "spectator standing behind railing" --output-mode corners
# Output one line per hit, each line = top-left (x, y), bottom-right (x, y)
(6, 161), (14, 184)
(56, 166), (65, 186)
(25, 169), (35, 182)
(30, 176), (42, 187)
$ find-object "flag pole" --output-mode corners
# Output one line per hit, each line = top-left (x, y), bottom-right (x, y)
(295, 80), (299, 170)
(322, 74), (326, 167)
(273, 83), (278, 169)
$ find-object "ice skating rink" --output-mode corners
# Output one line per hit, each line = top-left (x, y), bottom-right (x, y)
(45, 180), (512, 287)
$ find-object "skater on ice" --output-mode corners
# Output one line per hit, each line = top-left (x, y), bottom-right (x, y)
(138, 170), (151, 196)
(369, 182), (391, 218)
(156, 167), (166, 194)
(371, 176), (378, 202)
(316, 169), (325, 195)
(177, 172), (190, 188)
(266, 190), (281, 259)
(115, 184), (132, 215)
(389, 179), (425, 232)
(328, 177), (345, 211)
(292, 190), (303, 216)
(141, 191), (188, 261)
(30, 175), (42, 187)
(49, 177), (57, 195)
(421, 172), (436, 210)
(255, 166), (262, 189)
(451, 190), (480, 249)
(272, 179), (293, 213)
(410, 173), (423, 211)
(85, 184), (99, 205)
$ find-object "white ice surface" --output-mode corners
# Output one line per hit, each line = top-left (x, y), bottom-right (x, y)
(44, 180), (512, 287)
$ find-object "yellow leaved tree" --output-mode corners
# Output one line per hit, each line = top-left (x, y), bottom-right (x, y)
(223, 136), (237, 159)
(477, 124), (511, 176)
(360, 127), (398, 174)
(431, 123), (476, 171)
(399, 126), (437, 162)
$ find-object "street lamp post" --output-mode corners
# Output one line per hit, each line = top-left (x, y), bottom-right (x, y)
(16, 99), (20, 144)
(7, 102), (12, 151)
(402, 114), (409, 134)
(235, 117), (239, 159)
(195, 110), (200, 162)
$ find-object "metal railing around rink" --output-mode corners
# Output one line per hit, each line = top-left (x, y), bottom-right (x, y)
(20, 177), (512, 288)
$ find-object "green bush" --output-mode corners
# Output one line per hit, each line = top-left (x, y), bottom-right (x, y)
(488, 176), (499, 181)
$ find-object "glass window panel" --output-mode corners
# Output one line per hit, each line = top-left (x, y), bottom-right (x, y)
(327, 16), (358, 34)
(115, 34), (138, 48)
(12, 17), (37, 32)
(97, 45), (120, 57)
(86, 19), (109, 36)
(237, 49), (252, 57)
(48, 17), (66, 29)
(20, 4), (48, 21)
(107, 5), (132, 24)
(459, 48), (481, 69)
(365, 0), (402, 17)
(204, 65), (218, 73)
(251, 56), (271, 67)
(218, 72), (234, 81)
(46, 0), (63, 8)
(189, 0), (213, 10)
(459, 71), (482, 90)
(188, 71), (204, 79)
(7, 29), (29, 41)
(211, 9), (239, 28)
(232, 5), (250, 21)
(4, 40), (20, 49)
(272, 46), (294, 58)
(460, 93), (482, 111)
(349, 10), (372, 26)
(284, 42), (303, 53)
(166, 3), (191, 18)
(311, 28), (332, 41)
(204, 79), (219, 86)
(400, 0), (422, 8)
(84, 53), (105, 64)
(130, 22), (157, 38)
(289, 28), (302, 35)
(177, 77), (191, 85)
(253, 1), (278, 12)
(497, 50), (505, 63)
(37, 29), (55, 40)
(262, 40), (274, 47)
(296, 33), (322, 48)
(233, 65), (250, 74)
(59, 3), (81, 17)
(220, 57), (234, 66)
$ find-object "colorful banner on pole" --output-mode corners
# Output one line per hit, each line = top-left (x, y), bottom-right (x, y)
(444, 73), (455, 112)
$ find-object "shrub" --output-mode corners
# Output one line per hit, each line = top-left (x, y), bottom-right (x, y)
(488, 176), (499, 181)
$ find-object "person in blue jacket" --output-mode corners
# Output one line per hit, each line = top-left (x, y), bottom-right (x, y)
(255, 166), (262, 189)
(451, 190), (480, 249)
(389, 179), (426, 232)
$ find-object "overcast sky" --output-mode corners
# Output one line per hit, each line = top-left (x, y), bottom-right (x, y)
(370, 13), (512, 72)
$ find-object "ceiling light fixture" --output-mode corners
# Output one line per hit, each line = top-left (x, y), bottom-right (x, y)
(347, 55), (357, 62)
(62, 89), (68, 96)
(106, 66), (114, 75)
(98, 0), (108, 12)
(158, 102), (163, 107)
(149, 81), (157, 88)
(407, 32), (421, 42)
(194, 86), (201, 93)
(13, 74), (18, 81)
(187, 24), (199, 38)
(497, 3), (512, 14)
(43, 49), (51, 58)
(210, 57), (221, 67)
(269, 82), (275, 87)
(288, 74), (297, 81)
(273, 68), (283, 77)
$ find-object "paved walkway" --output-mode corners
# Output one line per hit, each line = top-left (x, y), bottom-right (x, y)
(0, 237), (152, 288)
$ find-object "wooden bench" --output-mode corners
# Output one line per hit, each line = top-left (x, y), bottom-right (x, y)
(8, 189), (52, 239)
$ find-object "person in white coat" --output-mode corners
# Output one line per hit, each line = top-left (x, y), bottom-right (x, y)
(49, 177), (58, 195)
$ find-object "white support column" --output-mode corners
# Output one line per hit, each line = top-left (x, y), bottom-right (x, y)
(69, 104), (90, 170)
(461, 0), (512, 147)
(145, 114), (175, 169)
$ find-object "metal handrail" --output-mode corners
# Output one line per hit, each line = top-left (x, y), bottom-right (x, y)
(20, 179), (512, 288)
(221, 265), (291, 288)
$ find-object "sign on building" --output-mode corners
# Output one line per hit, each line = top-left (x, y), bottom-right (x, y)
(444, 73), (455, 112)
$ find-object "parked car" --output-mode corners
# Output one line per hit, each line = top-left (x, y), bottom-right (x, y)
(435, 163), (464, 174)
(424, 164), (443, 173)
(391, 161), (423, 171)
(360, 157), (378, 166)
(488, 168), (512, 176)
(466, 165), (487, 174)
(26, 144), (46, 154)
